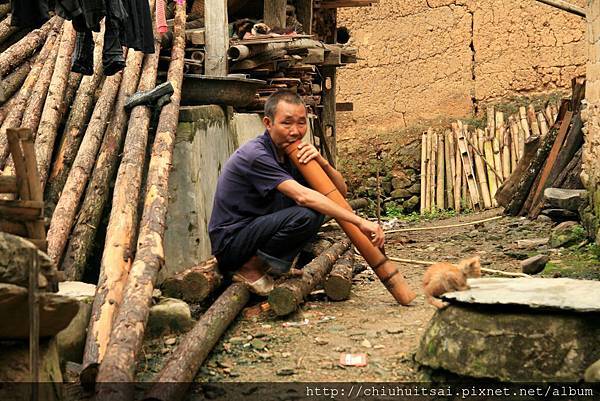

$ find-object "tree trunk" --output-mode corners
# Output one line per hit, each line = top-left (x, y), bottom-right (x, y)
(495, 135), (541, 207)
(35, 22), (76, 188)
(269, 240), (350, 316)
(323, 249), (354, 301)
(161, 257), (222, 303)
(143, 284), (249, 401)
(61, 48), (143, 279)
(46, 71), (124, 266)
(0, 16), (59, 77)
(45, 31), (104, 212)
(0, 54), (34, 103)
(0, 22), (61, 169)
(93, 3), (185, 395)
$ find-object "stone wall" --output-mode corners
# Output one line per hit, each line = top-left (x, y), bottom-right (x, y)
(582, 0), (600, 243)
(336, 0), (587, 139)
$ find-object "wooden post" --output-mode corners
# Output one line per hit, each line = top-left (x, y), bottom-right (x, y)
(519, 106), (530, 139)
(473, 129), (492, 209)
(444, 130), (455, 210)
(537, 111), (549, 137)
(430, 129), (437, 211)
(482, 128), (498, 207)
(321, 66), (337, 166)
(295, 0), (313, 34)
(509, 115), (520, 168)
(424, 128), (432, 211)
(204, 0), (228, 76)
(452, 125), (462, 212)
(29, 247), (39, 395)
(528, 104), (541, 137)
(420, 132), (427, 213)
(264, 0), (286, 29)
(502, 122), (511, 178)
(436, 131), (445, 209)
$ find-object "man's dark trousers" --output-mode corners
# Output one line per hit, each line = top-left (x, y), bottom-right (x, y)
(216, 206), (324, 276)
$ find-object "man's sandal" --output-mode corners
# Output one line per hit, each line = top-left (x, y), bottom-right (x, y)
(232, 273), (275, 296)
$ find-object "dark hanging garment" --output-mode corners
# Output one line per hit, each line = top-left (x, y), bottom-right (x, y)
(71, 29), (94, 75)
(55, 0), (105, 32)
(11, 0), (49, 28)
(102, 0), (128, 75)
(122, 0), (155, 54)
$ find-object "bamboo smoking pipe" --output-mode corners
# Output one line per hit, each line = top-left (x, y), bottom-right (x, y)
(284, 141), (416, 305)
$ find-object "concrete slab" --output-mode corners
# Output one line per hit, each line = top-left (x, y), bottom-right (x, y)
(441, 277), (600, 312)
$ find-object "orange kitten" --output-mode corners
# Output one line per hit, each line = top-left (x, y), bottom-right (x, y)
(422, 256), (481, 308)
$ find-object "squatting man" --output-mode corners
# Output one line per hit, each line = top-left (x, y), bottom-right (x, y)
(209, 91), (384, 295)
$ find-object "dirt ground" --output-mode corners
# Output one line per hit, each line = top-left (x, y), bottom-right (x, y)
(138, 209), (598, 384)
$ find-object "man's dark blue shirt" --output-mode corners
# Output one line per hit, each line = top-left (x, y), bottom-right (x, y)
(208, 131), (306, 256)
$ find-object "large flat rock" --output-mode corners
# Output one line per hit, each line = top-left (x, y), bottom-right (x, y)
(441, 278), (600, 312)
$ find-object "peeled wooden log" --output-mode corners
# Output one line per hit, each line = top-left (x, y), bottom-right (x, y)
(61, 49), (143, 281)
(0, 16), (18, 47)
(324, 249), (354, 301)
(492, 136), (503, 183)
(45, 31), (104, 211)
(436, 132), (445, 209)
(420, 132), (426, 212)
(424, 128), (432, 212)
(537, 111), (549, 137)
(284, 141), (416, 305)
(504, 119), (564, 215)
(0, 54), (35, 103)
(495, 135), (541, 207)
(528, 104), (540, 137)
(519, 106), (530, 139)
(46, 71), (124, 266)
(161, 258), (222, 303)
(93, 3), (185, 394)
(482, 129), (498, 206)
(143, 284), (249, 401)
(35, 22), (76, 188)
(446, 130), (456, 210)
(58, 72), (83, 126)
(228, 38), (323, 61)
(0, 16), (59, 77)
(269, 240), (350, 315)
(472, 129), (491, 209)
(454, 127), (463, 212)
(0, 23), (60, 169)
(429, 129), (437, 211)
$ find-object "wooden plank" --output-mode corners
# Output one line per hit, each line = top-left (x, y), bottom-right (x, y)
(204, 0), (228, 76)
(264, 0), (286, 29)
(320, 66), (337, 166)
(528, 111), (575, 217)
(455, 127), (481, 210)
(6, 128), (30, 200)
(0, 175), (17, 193)
(0, 220), (28, 236)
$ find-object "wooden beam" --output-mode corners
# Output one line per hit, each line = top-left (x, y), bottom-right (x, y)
(534, 0), (586, 18)
(204, 0), (228, 76)
(0, 175), (17, 193)
(264, 0), (286, 29)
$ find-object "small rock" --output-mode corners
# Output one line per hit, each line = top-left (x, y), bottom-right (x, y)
(402, 196), (419, 212)
(543, 188), (587, 212)
(281, 352), (291, 358)
(516, 238), (549, 250)
(390, 188), (412, 199)
(161, 348), (170, 354)
(147, 298), (194, 337)
(391, 176), (412, 190)
(360, 339), (372, 348)
(164, 337), (177, 346)
(229, 336), (245, 344)
(520, 255), (549, 275)
(537, 215), (553, 223)
(314, 337), (329, 345)
(276, 368), (295, 376)
(374, 345), (385, 349)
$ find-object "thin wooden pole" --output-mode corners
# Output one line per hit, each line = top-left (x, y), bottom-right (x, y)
(420, 132), (427, 213)
(387, 255), (530, 277)
(436, 131), (445, 209)
(534, 0), (586, 18)
(444, 130), (455, 210)
(452, 124), (462, 212)
(519, 106), (530, 139)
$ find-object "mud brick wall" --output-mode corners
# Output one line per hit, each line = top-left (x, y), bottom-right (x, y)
(582, 0), (600, 243)
(336, 0), (587, 138)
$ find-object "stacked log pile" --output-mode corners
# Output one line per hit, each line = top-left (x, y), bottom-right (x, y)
(420, 97), (564, 214)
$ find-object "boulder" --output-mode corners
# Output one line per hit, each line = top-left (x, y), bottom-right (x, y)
(0, 232), (60, 291)
(147, 297), (194, 337)
(0, 338), (63, 401)
(402, 196), (420, 213)
(520, 254), (548, 275)
(416, 305), (600, 381)
(56, 281), (96, 365)
(543, 188), (587, 212)
(390, 188), (412, 200)
(550, 222), (586, 248)
(407, 182), (421, 195)
(391, 175), (412, 190)
(541, 208), (578, 221)
(0, 284), (79, 339)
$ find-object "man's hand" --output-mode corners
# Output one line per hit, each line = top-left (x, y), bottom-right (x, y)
(357, 219), (385, 248)
(296, 142), (324, 165)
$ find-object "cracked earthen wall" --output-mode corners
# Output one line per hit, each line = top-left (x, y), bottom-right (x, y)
(337, 0), (586, 138)
(582, 0), (600, 242)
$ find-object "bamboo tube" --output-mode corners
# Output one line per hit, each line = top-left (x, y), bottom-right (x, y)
(436, 131), (445, 210)
(472, 129), (491, 209)
(544, 104), (553, 125)
(492, 135), (503, 183)
(284, 141), (416, 305)
(527, 104), (540, 136)
(447, 129), (457, 211)
(509, 115), (519, 170)
(482, 128), (498, 206)
(537, 111), (549, 137)
(430, 130), (437, 212)
(519, 106), (530, 139)
(444, 130), (455, 210)
(550, 104), (558, 123)
(452, 124), (462, 213)
(486, 106), (495, 138)
(495, 111), (504, 148)
(420, 132), (427, 213)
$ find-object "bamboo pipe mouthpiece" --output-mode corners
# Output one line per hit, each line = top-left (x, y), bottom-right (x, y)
(283, 140), (416, 305)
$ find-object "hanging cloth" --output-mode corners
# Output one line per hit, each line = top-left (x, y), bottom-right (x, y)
(122, 0), (155, 54)
(156, 0), (167, 34)
(10, 0), (49, 28)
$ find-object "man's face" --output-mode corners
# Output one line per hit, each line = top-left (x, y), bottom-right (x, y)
(263, 101), (308, 150)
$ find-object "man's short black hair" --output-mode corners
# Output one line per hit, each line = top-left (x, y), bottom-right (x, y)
(264, 91), (306, 119)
